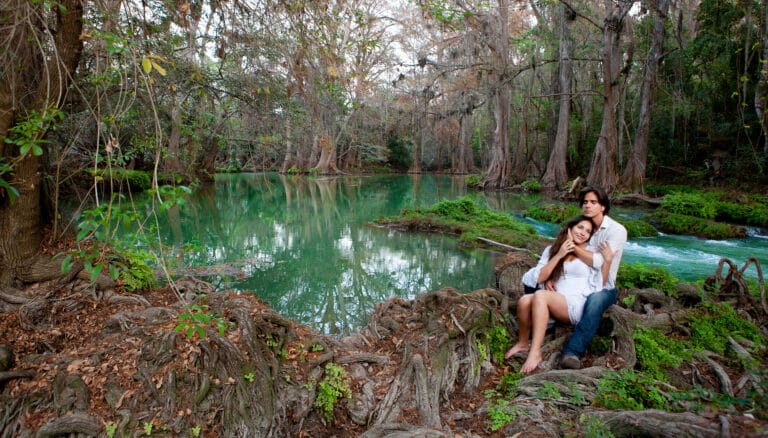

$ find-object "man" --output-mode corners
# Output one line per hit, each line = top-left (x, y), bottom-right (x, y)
(559, 187), (627, 369)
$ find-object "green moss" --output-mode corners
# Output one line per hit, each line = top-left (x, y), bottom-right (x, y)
(689, 301), (764, 355)
(465, 174), (483, 188)
(378, 196), (543, 251)
(633, 327), (690, 381)
(617, 218), (659, 238)
(484, 325), (512, 365)
(525, 204), (582, 226)
(618, 263), (679, 296)
(90, 168), (153, 191)
(595, 369), (669, 411)
(659, 192), (717, 219)
(649, 211), (746, 239)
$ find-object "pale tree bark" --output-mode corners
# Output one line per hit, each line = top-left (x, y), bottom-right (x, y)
(409, 90), (426, 173)
(0, 0), (83, 285)
(481, 0), (512, 189)
(542, 3), (574, 190)
(587, 0), (636, 192)
(755, 0), (768, 157)
(623, 0), (669, 192)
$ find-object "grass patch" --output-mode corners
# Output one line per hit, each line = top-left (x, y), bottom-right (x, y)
(618, 263), (679, 296)
(376, 196), (545, 251)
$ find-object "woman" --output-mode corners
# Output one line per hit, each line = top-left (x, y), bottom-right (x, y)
(505, 215), (613, 373)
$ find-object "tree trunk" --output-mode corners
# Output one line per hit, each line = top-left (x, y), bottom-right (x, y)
(0, 0), (83, 286)
(586, 0), (635, 192)
(483, 86), (512, 189)
(542, 4), (573, 190)
(623, 0), (668, 192)
(755, 0), (768, 157)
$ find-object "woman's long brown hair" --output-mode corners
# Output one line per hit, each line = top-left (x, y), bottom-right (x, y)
(544, 215), (597, 283)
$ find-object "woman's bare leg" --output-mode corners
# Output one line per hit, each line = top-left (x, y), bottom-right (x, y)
(505, 294), (534, 359)
(520, 291), (570, 373)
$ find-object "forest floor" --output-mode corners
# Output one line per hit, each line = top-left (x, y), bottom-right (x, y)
(2, 243), (768, 436)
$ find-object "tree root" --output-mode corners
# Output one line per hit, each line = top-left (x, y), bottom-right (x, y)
(592, 409), (721, 437)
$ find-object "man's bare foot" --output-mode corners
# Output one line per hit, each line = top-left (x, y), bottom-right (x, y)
(504, 342), (529, 360)
(520, 353), (542, 374)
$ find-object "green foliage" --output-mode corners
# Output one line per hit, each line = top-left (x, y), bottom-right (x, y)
(621, 294), (637, 308)
(496, 371), (523, 398)
(633, 327), (690, 381)
(689, 301), (764, 355)
(91, 168), (152, 192)
(191, 425), (202, 437)
(650, 211), (746, 239)
(520, 179), (541, 193)
(484, 390), (519, 431)
(386, 137), (413, 170)
(617, 263), (679, 297)
(535, 381), (561, 400)
(243, 372), (255, 383)
(148, 184), (194, 211)
(314, 362), (352, 421)
(670, 370), (768, 420)
(578, 414), (615, 438)
(174, 302), (229, 341)
(595, 369), (668, 411)
(143, 421), (153, 435)
(716, 201), (768, 227)
(287, 166), (301, 175)
(525, 204), (582, 226)
(464, 174), (482, 188)
(485, 325), (512, 364)
(3, 107), (63, 158)
(618, 218), (659, 238)
(105, 422), (117, 438)
(0, 158), (20, 204)
(659, 192), (717, 219)
(119, 249), (157, 292)
(1, 107), (64, 204)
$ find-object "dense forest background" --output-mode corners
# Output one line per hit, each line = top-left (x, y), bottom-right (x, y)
(2, 0), (768, 278)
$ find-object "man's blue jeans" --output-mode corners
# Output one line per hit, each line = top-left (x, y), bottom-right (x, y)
(562, 287), (618, 359)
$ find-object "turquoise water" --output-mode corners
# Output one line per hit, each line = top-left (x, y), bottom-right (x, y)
(145, 173), (767, 334)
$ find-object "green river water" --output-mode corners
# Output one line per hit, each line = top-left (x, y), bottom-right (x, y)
(144, 173), (767, 334)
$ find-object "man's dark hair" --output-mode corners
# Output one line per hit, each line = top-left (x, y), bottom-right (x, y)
(578, 186), (611, 215)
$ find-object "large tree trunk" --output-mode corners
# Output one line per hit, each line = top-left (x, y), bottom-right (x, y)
(0, 0), (83, 286)
(541, 3), (574, 190)
(587, 0), (635, 192)
(481, 0), (512, 189)
(755, 0), (768, 157)
(623, 0), (669, 192)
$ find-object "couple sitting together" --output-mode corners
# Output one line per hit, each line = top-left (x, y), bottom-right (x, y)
(506, 187), (628, 374)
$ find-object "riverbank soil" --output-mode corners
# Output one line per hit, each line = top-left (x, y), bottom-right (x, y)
(1, 261), (767, 436)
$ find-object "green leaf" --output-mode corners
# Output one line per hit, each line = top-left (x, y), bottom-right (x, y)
(195, 325), (206, 339)
(61, 254), (74, 274)
(90, 263), (104, 283)
(0, 179), (19, 204)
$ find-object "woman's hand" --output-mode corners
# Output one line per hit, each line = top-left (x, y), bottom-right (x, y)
(557, 237), (575, 258)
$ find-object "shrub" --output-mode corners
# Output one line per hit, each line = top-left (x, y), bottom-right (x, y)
(689, 301), (764, 355)
(659, 192), (716, 219)
(525, 204), (582, 226)
(314, 362), (352, 421)
(465, 174), (482, 188)
(520, 179), (541, 193)
(633, 327), (690, 381)
(119, 249), (157, 292)
(618, 263), (679, 296)
(650, 211), (746, 239)
(595, 369), (668, 411)
(618, 218), (658, 238)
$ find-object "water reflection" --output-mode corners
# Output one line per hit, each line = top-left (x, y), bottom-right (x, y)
(155, 174), (500, 334)
(146, 173), (767, 334)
